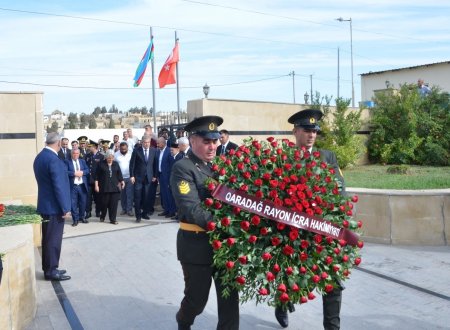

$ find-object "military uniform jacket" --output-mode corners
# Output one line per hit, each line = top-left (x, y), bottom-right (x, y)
(315, 148), (346, 194)
(170, 150), (214, 265)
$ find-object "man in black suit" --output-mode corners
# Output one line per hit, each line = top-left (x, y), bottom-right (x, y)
(33, 132), (72, 281)
(170, 116), (239, 330)
(58, 138), (71, 160)
(274, 109), (346, 329)
(85, 140), (104, 218)
(129, 136), (157, 222)
(66, 149), (90, 226)
(216, 129), (238, 156)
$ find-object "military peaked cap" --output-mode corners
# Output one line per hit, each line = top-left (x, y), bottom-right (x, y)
(184, 115), (223, 139)
(288, 109), (323, 130)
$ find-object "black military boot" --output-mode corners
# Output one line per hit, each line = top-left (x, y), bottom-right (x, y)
(275, 306), (289, 328)
(323, 288), (342, 330)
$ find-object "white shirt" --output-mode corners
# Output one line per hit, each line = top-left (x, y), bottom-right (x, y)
(122, 139), (135, 151)
(158, 147), (166, 172)
(72, 159), (83, 184)
(114, 150), (132, 179)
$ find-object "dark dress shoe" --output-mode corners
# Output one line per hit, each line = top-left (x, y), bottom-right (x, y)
(166, 213), (176, 218)
(85, 212), (91, 219)
(110, 221), (118, 225)
(158, 212), (168, 217)
(72, 222), (78, 227)
(171, 215), (178, 220)
(136, 218), (141, 223)
(45, 273), (71, 281)
(99, 218), (105, 222)
(275, 306), (289, 328)
(120, 210), (127, 215)
(57, 269), (67, 275)
(127, 212), (134, 216)
(142, 214), (150, 220)
(82, 219), (89, 223)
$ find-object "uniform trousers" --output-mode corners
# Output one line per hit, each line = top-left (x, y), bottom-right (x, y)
(322, 288), (342, 330)
(100, 192), (120, 222)
(41, 214), (65, 276)
(177, 263), (239, 330)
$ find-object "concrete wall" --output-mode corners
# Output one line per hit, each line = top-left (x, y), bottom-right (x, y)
(361, 62), (450, 103)
(0, 92), (44, 205)
(0, 224), (37, 329)
(349, 188), (450, 245)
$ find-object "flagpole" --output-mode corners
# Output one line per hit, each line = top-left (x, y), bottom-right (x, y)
(150, 27), (157, 130)
(175, 31), (180, 125)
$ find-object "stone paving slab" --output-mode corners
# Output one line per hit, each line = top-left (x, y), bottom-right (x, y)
(27, 221), (450, 330)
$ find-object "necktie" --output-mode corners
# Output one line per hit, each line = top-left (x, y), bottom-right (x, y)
(221, 145), (225, 155)
(144, 149), (148, 161)
(63, 148), (66, 156)
(75, 160), (79, 171)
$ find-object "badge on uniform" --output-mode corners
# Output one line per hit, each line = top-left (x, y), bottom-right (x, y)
(178, 181), (190, 194)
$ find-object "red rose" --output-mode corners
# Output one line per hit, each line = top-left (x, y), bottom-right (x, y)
(237, 162), (244, 170)
(299, 252), (308, 261)
(312, 275), (320, 283)
(207, 182), (216, 191)
(357, 220), (363, 228)
(352, 195), (359, 203)
(321, 272), (329, 279)
(292, 283), (299, 292)
(243, 171), (251, 179)
(313, 151), (321, 158)
(271, 141), (277, 148)
(324, 284), (334, 293)
(269, 190), (278, 199)
(204, 198), (213, 207)
(229, 175), (237, 183)
(333, 247), (341, 255)
(239, 184), (249, 192)
(285, 267), (293, 275)
(342, 220), (349, 228)
(343, 269), (350, 277)
(206, 221), (216, 231)
(238, 255), (247, 264)
(273, 264), (281, 273)
(226, 261), (234, 269)
(260, 227), (269, 235)
(214, 201), (222, 209)
(300, 296), (308, 304)
(333, 265), (340, 272)
(273, 168), (283, 176)
(240, 221), (250, 231)
(346, 210), (353, 216)
(225, 159), (232, 166)
(342, 255), (349, 262)
(235, 151), (242, 158)
(262, 173), (271, 181)
(277, 283), (287, 292)
(211, 164), (219, 171)
(244, 157), (250, 164)
(227, 238), (236, 246)
(251, 215), (261, 226)
(314, 234), (323, 244)
(284, 163), (292, 171)
(236, 276), (245, 285)
(308, 292), (316, 300)
(325, 256), (333, 265)
(262, 252), (272, 261)
(261, 159), (268, 166)
(269, 180), (278, 188)
(338, 239), (347, 247)
(311, 264), (319, 272)
(254, 179), (263, 186)
(279, 293), (290, 303)
(218, 168), (226, 176)
(267, 137), (275, 142)
(228, 149), (235, 156)
(254, 150), (261, 157)
(354, 257), (362, 266)
(316, 245), (324, 253)
(266, 272), (275, 281)
(300, 240), (309, 249)
(248, 235), (257, 244)
(221, 217), (231, 227)
(277, 223), (285, 230)
(282, 245), (294, 256)
(255, 190), (264, 198)
(357, 241), (364, 248)
(259, 288), (269, 295)
(212, 240), (222, 250)
(271, 237), (281, 246)
(233, 206), (241, 215)
(299, 266), (306, 274)
(289, 230), (299, 241)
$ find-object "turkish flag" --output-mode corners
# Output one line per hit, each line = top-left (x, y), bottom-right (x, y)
(158, 42), (179, 88)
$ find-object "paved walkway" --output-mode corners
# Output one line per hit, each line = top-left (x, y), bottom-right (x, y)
(26, 214), (450, 330)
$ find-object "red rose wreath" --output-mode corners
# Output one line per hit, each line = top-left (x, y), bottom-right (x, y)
(204, 137), (363, 308)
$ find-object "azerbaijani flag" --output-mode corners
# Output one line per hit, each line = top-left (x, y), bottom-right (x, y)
(133, 39), (154, 87)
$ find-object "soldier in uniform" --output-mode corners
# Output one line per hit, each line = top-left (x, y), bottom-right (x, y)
(170, 116), (239, 330)
(101, 140), (110, 156)
(85, 140), (104, 218)
(78, 136), (89, 159)
(274, 108), (345, 329)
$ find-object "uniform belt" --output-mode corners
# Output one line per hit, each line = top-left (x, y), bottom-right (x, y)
(179, 222), (206, 232)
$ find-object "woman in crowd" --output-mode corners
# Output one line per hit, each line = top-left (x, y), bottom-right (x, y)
(94, 150), (125, 224)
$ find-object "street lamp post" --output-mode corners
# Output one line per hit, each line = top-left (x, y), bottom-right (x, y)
(336, 17), (355, 108)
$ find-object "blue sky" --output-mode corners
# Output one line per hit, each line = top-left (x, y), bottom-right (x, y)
(1, 0), (449, 115)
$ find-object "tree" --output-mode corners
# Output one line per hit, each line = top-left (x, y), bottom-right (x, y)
(108, 118), (115, 128)
(47, 121), (59, 133)
(93, 106), (102, 118)
(368, 84), (449, 165)
(101, 106), (107, 114)
(68, 112), (78, 129)
(109, 104), (119, 113)
(88, 115), (97, 129)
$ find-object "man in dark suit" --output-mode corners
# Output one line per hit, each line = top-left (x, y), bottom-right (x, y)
(58, 137), (71, 160)
(156, 137), (176, 218)
(85, 140), (104, 218)
(33, 132), (72, 281)
(66, 149), (90, 226)
(170, 116), (239, 330)
(216, 129), (239, 156)
(177, 136), (190, 158)
(274, 108), (346, 329)
(129, 135), (157, 222)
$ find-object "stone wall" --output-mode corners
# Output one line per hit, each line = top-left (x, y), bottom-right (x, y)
(349, 188), (450, 245)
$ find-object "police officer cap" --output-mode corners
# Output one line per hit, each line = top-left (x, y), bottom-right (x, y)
(89, 139), (98, 147)
(288, 109), (323, 130)
(170, 142), (179, 148)
(102, 140), (110, 147)
(78, 136), (88, 143)
(184, 115), (223, 139)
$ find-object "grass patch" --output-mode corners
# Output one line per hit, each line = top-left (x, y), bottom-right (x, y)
(343, 165), (450, 189)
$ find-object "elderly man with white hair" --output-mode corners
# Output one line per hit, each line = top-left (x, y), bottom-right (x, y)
(177, 136), (190, 158)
